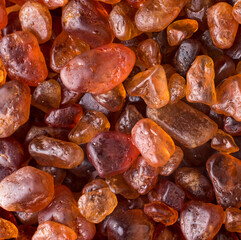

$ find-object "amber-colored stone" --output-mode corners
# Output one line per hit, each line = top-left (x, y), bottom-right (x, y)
(107, 209), (154, 240)
(109, 1), (141, 41)
(212, 74), (241, 121)
(60, 43), (135, 94)
(29, 136), (84, 169)
(144, 201), (178, 225)
(0, 166), (54, 213)
(211, 129), (239, 154)
(180, 201), (225, 240)
(147, 101), (218, 148)
(167, 19), (198, 46)
(125, 65), (169, 109)
(168, 73), (186, 104)
(92, 84), (126, 112)
(68, 110), (110, 145)
(32, 221), (77, 240)
(123, 156), (158, 195)
(225, 207), (241, 232)
(207, 153), (241, 208)
(132, 118), (175, 167)
(31, 79), (61, 113)
(175, 167), (215, 202)
(0, 31), (47, 86)
(105, 174), (140, 199)
(62, 0), (112, 48)
(0, 5), (7, 30)
(135, 0), (189, 32)
(87, 131), (139, 177)
(78, 185), (118, 223)
(0, 80), (31, 138)
(0, 217), (18, 239)
(233, 0), (241, 24)
(159, 146), (183, 176)
(82, 179), (108, 194)
(19, 1), (52, 44)
(50, 31), (90, 73)
(136, 39), (161, 68)
(223, 116), (241, 136)
(115, 105), (143, 134)
(186, 55), (216, 105)
(148, 180), (185, 211)
(0, 58), (6, 87)
(0, 207), (18, 227)
(207, 2), (239, 49)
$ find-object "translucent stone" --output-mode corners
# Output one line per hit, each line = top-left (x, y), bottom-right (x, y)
(131, 118), (175, 167)
(135, 0), (189, 32)
(180, 201), (225, 240)
(233, 0), (241, 24)
(211, 129), (239, 154)
(207, 2), (239, 49)
(0, 58), (6, 87)
(225, 207), (241, 232)
(168, 73), (186, 104)
(223, 116), (241, 136)
(0, 166), (54, 213)
(87, 131), (139, 177)
(29, 136), (84, 169)
(123, 156), (158, 195)
(68, 110), (110, 145)
(206, 153), (241, 208)
(175, 167), (215, 202)
(0, 217), (18, 239)
(31, 79), (61, 113)
(167, 19), (198, 46)
(159, 145), (183, 176)
(146, 101), (218, 148)
(0, 80), (31, 138)
(186, 55), (216, 105)
(109, 1), (141, 41)
(212, 74), (241, 121)
(125, 65), (169, 109)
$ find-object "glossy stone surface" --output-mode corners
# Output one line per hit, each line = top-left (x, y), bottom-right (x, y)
(60, 43), (135, 94)
(87, 131), (139, 177)
(147, 101), (218, 148)
(225, 207), (241, 232)
(0, 217), (18, 239)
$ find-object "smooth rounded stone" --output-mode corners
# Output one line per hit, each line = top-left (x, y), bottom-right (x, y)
(175, 167), (215, 202)
(148, 179), (185, 211)
(136, 39), (161, 68)
(62, 0), (112, 48)
(50, 31), (90, 73)
(107, 209), (155, 240)
(115, 105), (143, 134)
(0, 217), (18, 239)
(123, 156), (158, 195)
(167, 19), (198, 46)
(0, 137), (25, 182)
(233, 0), (241, 24)
(207, 2), (239, 49)
(186, 55), (216, 106)
(125, 65), (170, 109)
(131, 118), (175, 167)
(19, 1), (52, 44)
(223, 116), (241, 136)
(60, 43), (135, 94)
(212, 74), (241, 121)
(29, 136), (84, 169)
(32, 221), (77, 240)
(0, 5), (7, 30)
(147, 101), (218, 148)
(68, 110), (110, 145)
(31, 79), (61, 113)
(109, 1), (141, 41)
(86, 131), (139, 177)
(180, 201), (225, 240)
(0, 58), (6, 87)
(225, 207), (241, 232)
(92, 84), (126, 112)
(144, 201), (178, 225)
(0, 31), (48, 86)
(207, 153), (241, 208)
(211, 129), (239, 154)
(78, 186), (118, 223)
(0, 166), (54, 213)
(0, 80), (31, 138)
(135, 0), (189, 32)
